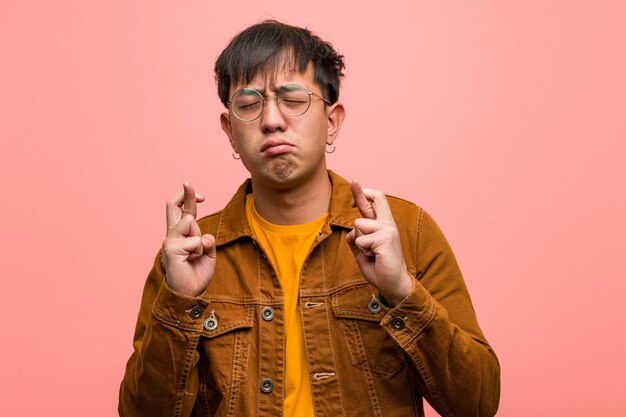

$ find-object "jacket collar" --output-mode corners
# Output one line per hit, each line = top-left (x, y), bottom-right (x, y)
(215, 170), (360, 246)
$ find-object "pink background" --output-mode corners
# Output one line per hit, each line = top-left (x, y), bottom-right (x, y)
(1, 1), (625, 416)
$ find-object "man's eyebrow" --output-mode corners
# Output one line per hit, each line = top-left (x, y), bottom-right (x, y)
(242, 83), (296, 94)
(239, 88), (261, 95)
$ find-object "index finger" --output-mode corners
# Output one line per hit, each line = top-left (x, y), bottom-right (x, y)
(166, 182), (205, 231)
(351, 179), (376, 219)
(359, 186), (394, 223)
(182, 181), (198, 218)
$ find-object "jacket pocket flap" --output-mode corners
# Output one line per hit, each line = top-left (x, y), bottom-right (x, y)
(331, 282), (390, 322)
(201, 303), (254, 338)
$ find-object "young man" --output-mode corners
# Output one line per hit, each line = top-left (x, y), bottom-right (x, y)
(119, 20), (500, 417)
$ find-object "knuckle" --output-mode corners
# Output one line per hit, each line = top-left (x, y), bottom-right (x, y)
(162, 239), (173, 253)
(166, 199), (178, 210)
(380, 229), (393, 242)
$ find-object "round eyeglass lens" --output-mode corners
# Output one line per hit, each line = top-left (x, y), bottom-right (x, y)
(277, 84), (311, 117)
(231, 88), (265, 121)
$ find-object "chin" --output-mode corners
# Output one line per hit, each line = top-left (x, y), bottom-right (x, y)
(254, 161), (307, 190)
(271, 159), (296, 180)
(251, 156), (325, 190)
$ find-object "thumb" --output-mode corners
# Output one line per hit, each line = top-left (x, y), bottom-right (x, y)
(201, 234), (217, 258)
(346, 230), (361, 258)
(346, 228), (375, 258)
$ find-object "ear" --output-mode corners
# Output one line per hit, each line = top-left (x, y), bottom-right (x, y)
(326, 102), (346, 146)
(220, 112), (237, 152)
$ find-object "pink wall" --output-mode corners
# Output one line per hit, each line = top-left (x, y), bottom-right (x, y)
(2, 1), (625, 416)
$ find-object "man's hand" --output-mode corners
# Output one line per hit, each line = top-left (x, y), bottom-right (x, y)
(161, 181), (217, 297)
(346, 179), (414, 306)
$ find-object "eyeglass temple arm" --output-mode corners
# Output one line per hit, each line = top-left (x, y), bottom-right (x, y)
(310, 92), (331, 106)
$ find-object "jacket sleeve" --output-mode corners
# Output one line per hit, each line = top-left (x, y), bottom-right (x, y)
(119, 250), (207, 417)
(381, 210), (501, 417)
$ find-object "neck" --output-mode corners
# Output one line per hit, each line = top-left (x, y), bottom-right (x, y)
(251, 169), (332, 225)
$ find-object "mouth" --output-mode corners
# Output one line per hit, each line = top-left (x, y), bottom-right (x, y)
(260, 139), (295, 156)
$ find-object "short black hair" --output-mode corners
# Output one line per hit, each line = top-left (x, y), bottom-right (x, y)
(214, 20), (345, 107)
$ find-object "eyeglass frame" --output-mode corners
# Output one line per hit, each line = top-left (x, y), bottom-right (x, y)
(227, 83), (332, 122)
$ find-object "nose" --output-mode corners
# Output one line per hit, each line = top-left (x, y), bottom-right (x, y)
(259, 96), (287, 133)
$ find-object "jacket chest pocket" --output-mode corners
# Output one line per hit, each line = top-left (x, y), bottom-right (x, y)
(332, 283), (405, 375)
(197, 302), (254, 393)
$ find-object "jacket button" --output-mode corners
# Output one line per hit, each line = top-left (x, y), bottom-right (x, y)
(391, 317), (406, 330)
(204, 316), (218, 331)
(368, 298), (382, 314)
(188, 306), (203, 319)
(260, 378), (274, 393)
(261, 307), (275, 321)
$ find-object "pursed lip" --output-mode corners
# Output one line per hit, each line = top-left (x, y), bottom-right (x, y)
(260, 139), (295, 155)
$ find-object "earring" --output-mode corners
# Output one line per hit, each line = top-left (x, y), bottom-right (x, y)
(325, 143), (336, 154)
(232, 151), (241, 160)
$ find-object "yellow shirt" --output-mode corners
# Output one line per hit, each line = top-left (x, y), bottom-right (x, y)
(246, 194), (327, 417)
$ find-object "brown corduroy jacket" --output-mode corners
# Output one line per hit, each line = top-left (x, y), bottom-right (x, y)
(119, 171), (500, 417)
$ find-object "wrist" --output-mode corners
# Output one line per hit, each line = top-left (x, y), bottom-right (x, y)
(165, 274), (201, 298)
(381, 272), (414, 307)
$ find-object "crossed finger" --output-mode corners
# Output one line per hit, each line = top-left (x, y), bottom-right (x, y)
(166, 181), (205, 232)
(350, 179), (394, 224)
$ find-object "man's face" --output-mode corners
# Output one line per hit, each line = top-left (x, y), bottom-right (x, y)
(220, 62), (344, 189)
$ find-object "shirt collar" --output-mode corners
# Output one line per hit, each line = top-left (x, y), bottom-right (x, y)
(214, 170), (360, 246)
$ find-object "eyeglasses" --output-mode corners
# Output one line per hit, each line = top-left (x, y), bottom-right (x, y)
(227, 83), (331, 122)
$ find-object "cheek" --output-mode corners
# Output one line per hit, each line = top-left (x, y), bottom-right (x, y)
(300, 115), (328, 142)
(230, 125), (255, 151)
(230, 122), (245, 138)
(312, 124), (330, 148)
